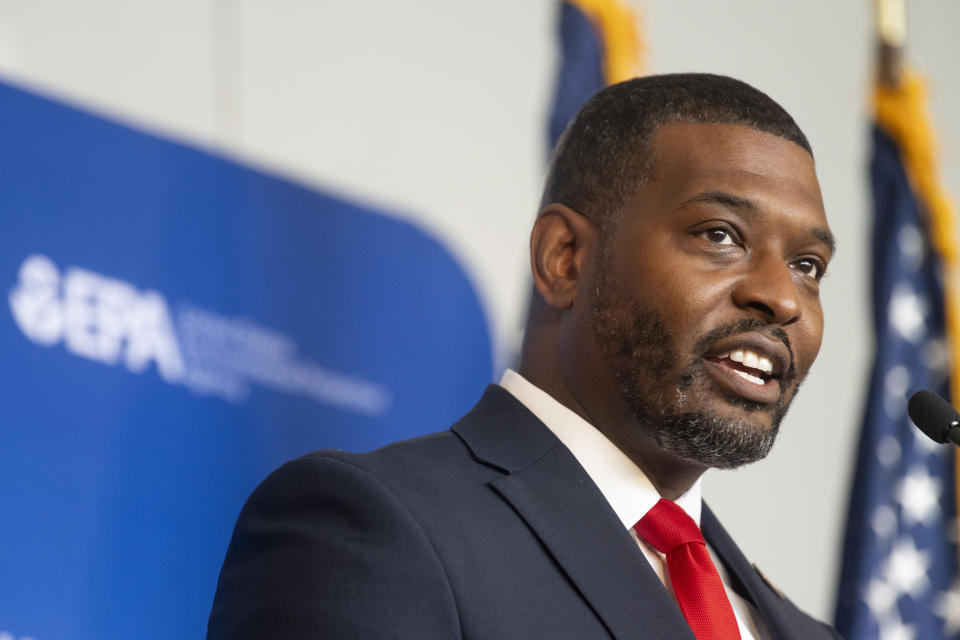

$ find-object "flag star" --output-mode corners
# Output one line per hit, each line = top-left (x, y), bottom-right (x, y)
(883, 366), (911, 419)
(889, 285), (927, 344)
(897, 224), (925, 270)
(876, 435), (902, 468)
(895, 465), (942, 526)
(922, 336), (950, 379)
(883, 536), (931, 598)
(871, 505), (898, 539)
(879, 616), (916, 640)
(934, 580), (960, 634)
(864, 578), (899, 617)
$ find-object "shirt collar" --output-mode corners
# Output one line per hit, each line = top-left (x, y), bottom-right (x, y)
(498, 369), (703, 528)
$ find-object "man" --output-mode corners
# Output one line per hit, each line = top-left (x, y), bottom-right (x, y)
(208, 73), (841, 639)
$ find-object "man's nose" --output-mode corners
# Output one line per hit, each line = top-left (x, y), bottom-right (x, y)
(731, 253), (801, 325)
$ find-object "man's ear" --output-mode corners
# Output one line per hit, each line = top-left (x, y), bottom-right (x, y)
(529, 203), (597, 310)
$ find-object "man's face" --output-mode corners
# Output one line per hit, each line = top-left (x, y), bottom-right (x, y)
(582, 121), (832, 469)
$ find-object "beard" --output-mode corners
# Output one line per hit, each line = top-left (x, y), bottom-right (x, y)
(590, 277), (800, 470)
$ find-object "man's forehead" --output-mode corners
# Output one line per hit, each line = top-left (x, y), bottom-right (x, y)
(649, 121), (815, 167)
(617, 122), (830, 241)
(644, 122), (821, 197)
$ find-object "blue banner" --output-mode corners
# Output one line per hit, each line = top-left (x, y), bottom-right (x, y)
(0, 79), (493, 640)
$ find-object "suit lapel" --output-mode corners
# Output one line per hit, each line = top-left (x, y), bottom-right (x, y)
(453, 387), (694, 640)
(703, 504), (802, 640)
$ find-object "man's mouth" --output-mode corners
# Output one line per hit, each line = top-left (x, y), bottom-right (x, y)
(710, 349), (775, 385)
(701, 335), (792, 405)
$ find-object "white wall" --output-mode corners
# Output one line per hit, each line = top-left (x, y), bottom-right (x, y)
(2, 0), (958, 623)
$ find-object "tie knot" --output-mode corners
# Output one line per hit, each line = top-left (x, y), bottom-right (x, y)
(634, 498), (704, 554)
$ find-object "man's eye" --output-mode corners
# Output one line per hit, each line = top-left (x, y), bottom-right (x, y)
(703, 228), (735, 245)
(793, 258), (824, 280)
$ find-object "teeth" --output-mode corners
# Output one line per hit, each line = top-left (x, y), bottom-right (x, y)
(720, 349), (774, 375)
(758, 356), (773, 374)
(733, 369), (766, 385)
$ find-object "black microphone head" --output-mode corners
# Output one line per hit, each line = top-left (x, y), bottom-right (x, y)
(907, 389), (959, 444)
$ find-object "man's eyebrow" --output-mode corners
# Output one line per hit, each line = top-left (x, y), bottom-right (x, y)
(680, 190), (837, 257)
(679, 191), (759, 212)
(811, 228), (837, 258)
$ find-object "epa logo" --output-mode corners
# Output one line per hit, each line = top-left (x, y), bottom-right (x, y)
(8, 254), (184, 382)
(7, 253), (390, 415)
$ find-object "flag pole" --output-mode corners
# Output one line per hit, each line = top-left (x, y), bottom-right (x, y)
(875, 0), (905, 87)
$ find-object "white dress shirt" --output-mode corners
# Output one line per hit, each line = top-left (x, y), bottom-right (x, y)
(499, 369), (771, 640)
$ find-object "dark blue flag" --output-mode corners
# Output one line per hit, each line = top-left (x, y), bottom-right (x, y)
(547, 0), (639, 153)
(834, 81), (960, 638)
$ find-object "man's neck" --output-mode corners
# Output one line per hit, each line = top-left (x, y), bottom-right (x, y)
(509, 367), (707, 501)
(499, 369), (704, 527)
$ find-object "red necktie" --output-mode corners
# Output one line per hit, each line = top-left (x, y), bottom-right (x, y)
(634, 499), (742, 640)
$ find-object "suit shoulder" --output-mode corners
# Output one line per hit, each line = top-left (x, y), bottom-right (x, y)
(244, 429), (489, 523)
(208, 434), (463, 638)
(292, 428), (481, 484)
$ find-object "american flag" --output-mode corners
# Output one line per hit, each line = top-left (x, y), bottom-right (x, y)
(834, 73), (960, 640)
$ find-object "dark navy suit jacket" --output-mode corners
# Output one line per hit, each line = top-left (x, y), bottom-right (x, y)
(208, 385), (840, 639)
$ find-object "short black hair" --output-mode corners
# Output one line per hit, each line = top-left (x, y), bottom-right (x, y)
(542, 73), (812, 239)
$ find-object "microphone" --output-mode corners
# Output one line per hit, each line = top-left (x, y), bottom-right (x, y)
(907, 389), (960, 446)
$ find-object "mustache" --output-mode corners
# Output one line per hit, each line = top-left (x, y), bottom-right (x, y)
(691, 318), (797, 384)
